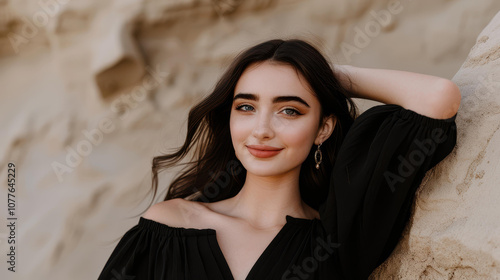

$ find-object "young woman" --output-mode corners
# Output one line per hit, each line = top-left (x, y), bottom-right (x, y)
(98, 38), (460, 280)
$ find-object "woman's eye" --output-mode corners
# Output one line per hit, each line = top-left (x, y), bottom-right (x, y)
(235, 104), (254, 111)
(282, 108), (301, 116)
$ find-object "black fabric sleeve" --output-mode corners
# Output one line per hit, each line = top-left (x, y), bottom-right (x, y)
(97, 217), (228, 280)
(97, 223), (152, 280)
(318, 104), (457, 279)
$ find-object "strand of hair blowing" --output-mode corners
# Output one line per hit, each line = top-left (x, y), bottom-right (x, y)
(150, 38), (357, 210)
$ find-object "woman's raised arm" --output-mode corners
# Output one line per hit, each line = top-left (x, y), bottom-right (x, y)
(335, 65), (461, 119)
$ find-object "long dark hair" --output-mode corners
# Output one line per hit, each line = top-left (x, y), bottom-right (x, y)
(150, 38), (357, 210)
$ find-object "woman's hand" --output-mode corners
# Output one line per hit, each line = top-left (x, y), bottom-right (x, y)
(334, 65), (461, 119)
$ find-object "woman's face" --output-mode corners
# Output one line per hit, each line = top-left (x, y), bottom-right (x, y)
(230, 61), (334, 177)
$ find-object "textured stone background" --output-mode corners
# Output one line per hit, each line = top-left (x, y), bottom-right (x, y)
(0, 0), (499, 279)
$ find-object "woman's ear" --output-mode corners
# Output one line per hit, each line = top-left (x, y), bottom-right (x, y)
(315, 115), (336, 145)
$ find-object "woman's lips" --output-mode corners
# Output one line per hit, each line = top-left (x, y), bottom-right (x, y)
(246, 145), (284, 158)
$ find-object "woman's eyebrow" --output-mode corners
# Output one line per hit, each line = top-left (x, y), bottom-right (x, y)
(233, 93), (310, 108)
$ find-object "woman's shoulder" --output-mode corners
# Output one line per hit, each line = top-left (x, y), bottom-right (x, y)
(142, 198), (209, 229)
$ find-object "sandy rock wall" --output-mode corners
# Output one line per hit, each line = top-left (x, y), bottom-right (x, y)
(0, 0), (499, 279)
(371, 11), (500, 279)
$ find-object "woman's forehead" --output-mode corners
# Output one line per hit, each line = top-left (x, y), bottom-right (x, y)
(234, 61), (315, 99)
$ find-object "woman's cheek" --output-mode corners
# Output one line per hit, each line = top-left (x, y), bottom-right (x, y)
(278, 118), (315, 142)
(270, 115), (289, 134)
(230, 116), (250, 147)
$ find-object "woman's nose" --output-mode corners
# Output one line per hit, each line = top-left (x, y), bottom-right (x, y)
(252, 111), (276, 140)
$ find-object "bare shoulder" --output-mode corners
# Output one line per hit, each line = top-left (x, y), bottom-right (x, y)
(142, 198), (209, 228)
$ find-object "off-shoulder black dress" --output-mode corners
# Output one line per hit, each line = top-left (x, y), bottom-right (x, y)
(97, 104), (457, 280)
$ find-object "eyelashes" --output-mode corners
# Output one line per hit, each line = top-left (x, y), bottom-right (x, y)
(235, 104), (253, 111)
(234, 104), (303, 116)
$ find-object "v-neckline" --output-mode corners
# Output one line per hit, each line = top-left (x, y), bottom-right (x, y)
(140, 215), (314, 280)
(212, 215), (298, 280)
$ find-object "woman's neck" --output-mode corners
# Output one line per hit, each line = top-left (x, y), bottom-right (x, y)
(215, 166), (317, 229)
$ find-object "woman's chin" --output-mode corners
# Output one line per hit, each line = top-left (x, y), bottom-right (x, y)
(242, 164), (294, 177)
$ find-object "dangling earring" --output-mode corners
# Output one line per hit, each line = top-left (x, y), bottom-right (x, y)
(314, 142), (323, 170)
